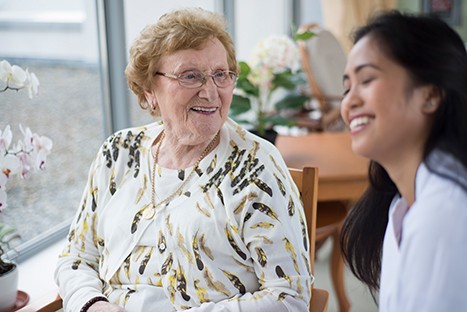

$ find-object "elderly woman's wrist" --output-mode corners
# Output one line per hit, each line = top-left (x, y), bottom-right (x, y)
(80, 296), (109, 312)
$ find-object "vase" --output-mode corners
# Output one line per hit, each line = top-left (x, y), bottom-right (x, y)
(251, 129), (278, 145)
(0, 262), (18, 311)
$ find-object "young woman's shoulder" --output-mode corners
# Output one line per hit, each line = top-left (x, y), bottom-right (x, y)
(408, 157), (467, 241)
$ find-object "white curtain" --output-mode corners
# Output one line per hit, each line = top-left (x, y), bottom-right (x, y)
(320, 0), (397, 53)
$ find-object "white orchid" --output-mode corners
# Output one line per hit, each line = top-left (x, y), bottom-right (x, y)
(0, 60), (40, 98)
(0, 174), (7, 212)
(0, 60), (52, 210)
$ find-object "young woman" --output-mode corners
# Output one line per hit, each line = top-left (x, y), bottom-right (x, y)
(340, 10), (467, 311)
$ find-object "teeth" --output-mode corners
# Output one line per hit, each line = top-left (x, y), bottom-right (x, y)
(349, 116), (370, 130)
(192, 107), (216, 112)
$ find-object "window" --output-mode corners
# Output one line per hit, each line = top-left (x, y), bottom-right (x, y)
(0, 0), (103, 260)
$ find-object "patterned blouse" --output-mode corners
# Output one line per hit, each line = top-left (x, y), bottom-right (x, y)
(55, 118), (312, 311)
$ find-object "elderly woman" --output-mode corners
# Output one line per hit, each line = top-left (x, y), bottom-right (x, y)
(55, 7), (311, 312)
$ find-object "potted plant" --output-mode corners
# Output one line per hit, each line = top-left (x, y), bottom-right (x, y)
(0, 224), (20, 311)
(229, 31), (315, 143)
(0, 60), (52, 310)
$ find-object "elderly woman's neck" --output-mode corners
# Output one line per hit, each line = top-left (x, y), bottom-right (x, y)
(154, 132), (219, 170)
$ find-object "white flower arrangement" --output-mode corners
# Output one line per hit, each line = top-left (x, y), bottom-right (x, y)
(230, 34), (311, 136)
(249, 34), (301, 92)
(0, 60), (52, 211)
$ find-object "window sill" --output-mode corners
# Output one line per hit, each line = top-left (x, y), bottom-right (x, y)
(16, 238), (65, 311)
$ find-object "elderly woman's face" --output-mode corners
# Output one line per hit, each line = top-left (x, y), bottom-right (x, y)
(150, 38), (234, 145)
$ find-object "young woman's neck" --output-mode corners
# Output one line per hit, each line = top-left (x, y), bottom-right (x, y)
(382, 150), (424, 207)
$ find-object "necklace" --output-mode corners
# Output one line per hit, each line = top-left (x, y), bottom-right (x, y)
(148, 130), (219, 218)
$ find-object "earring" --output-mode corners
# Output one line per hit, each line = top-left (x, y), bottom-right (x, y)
(425, 100), (434, 108)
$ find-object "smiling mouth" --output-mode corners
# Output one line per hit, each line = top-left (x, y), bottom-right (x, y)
(191, 107), (217, 113)
(349, 116), (371, 131)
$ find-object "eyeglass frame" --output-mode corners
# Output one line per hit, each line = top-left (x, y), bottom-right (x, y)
(155, 70), (238, 89)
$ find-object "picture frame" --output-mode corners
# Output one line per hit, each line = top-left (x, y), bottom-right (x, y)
(422, 0), (462, 26)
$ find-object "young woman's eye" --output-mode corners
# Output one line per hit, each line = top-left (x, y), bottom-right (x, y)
(342, 83), (351, 96)
(361, 77), (374, 85)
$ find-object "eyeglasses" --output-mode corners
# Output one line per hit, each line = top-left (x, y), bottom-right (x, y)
(155, 70), (237, 88)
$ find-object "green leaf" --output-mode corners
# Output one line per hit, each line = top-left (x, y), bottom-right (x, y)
(294, 30), (316, 41)
(275, 94), (309, 110)
(0, 224), (16, 240)
(271, 70), (296, 91)
(236, 78), (259, 97)
(262, 115), (296, 127)
(229, 94), (251, 116)
(238, 61), (251, 78)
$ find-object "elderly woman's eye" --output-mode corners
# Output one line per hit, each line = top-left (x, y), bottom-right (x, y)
(213, 71), (228, 79)
(181, 71), (202, 81)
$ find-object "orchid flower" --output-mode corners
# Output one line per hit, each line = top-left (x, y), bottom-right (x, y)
(0, 60), (39, 98)
(0, 125), (13, 153)
(0, 188), (7, 212)
(0, 60), (51, 211)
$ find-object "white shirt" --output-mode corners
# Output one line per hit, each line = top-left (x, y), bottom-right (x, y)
(380, 152), (467, 312)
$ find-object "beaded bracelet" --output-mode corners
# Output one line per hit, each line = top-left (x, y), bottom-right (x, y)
(80, 296), (109, 312)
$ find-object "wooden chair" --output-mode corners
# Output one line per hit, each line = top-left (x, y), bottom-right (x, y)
(35, 296), (62, 312)
(296, 23), (347, 132)
(289, 167), (329, 312)
(37, 167), (329, 312)
(290, 167), (350, 312)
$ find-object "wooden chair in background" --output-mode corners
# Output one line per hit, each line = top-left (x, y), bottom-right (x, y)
(296, 23), (347, 132)
(289, 167), (329, 312)
(36, 167), (329, 312)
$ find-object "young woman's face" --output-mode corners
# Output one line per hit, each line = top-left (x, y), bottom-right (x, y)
(340, 36), (435, 166)
(147, 38), (234, 145)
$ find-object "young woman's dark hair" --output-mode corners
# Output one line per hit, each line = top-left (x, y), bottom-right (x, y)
(340, 10), (467, 299)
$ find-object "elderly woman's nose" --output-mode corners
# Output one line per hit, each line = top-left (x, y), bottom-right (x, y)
(198, 78), (219, 100)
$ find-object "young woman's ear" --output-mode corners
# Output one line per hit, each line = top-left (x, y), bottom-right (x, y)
(421, 86), (442, 114)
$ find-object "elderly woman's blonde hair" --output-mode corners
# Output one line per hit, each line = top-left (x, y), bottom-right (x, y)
(125, 7), (238, 117)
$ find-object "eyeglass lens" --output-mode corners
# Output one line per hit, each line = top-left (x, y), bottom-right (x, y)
(178, 70), (236, 88)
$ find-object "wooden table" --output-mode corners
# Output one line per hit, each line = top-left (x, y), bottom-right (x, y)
(276, 131), (369, 202)
(276, 131), (369, 312)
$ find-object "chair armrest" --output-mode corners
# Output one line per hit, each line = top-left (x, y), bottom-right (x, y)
(310, 287), (329, 312)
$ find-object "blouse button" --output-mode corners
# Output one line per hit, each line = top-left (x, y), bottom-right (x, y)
(159, 243), (166, 252)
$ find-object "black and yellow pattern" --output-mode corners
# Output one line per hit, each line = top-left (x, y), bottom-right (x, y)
(56, 119), (312, 312)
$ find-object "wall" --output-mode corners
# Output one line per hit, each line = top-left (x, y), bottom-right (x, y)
(397, 0), (467, 42)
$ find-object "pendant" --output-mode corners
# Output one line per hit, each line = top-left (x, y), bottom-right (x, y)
(143, 206), (156, 219)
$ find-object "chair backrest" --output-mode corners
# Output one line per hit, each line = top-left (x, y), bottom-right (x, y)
(298, 23), (346, 114)
(289, 167), (329, 312)
(289, 167), (319, 273)
(298, 24), (346, 132)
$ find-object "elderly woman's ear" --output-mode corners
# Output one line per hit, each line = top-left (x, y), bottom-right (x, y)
(144, 90), (158, 111)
